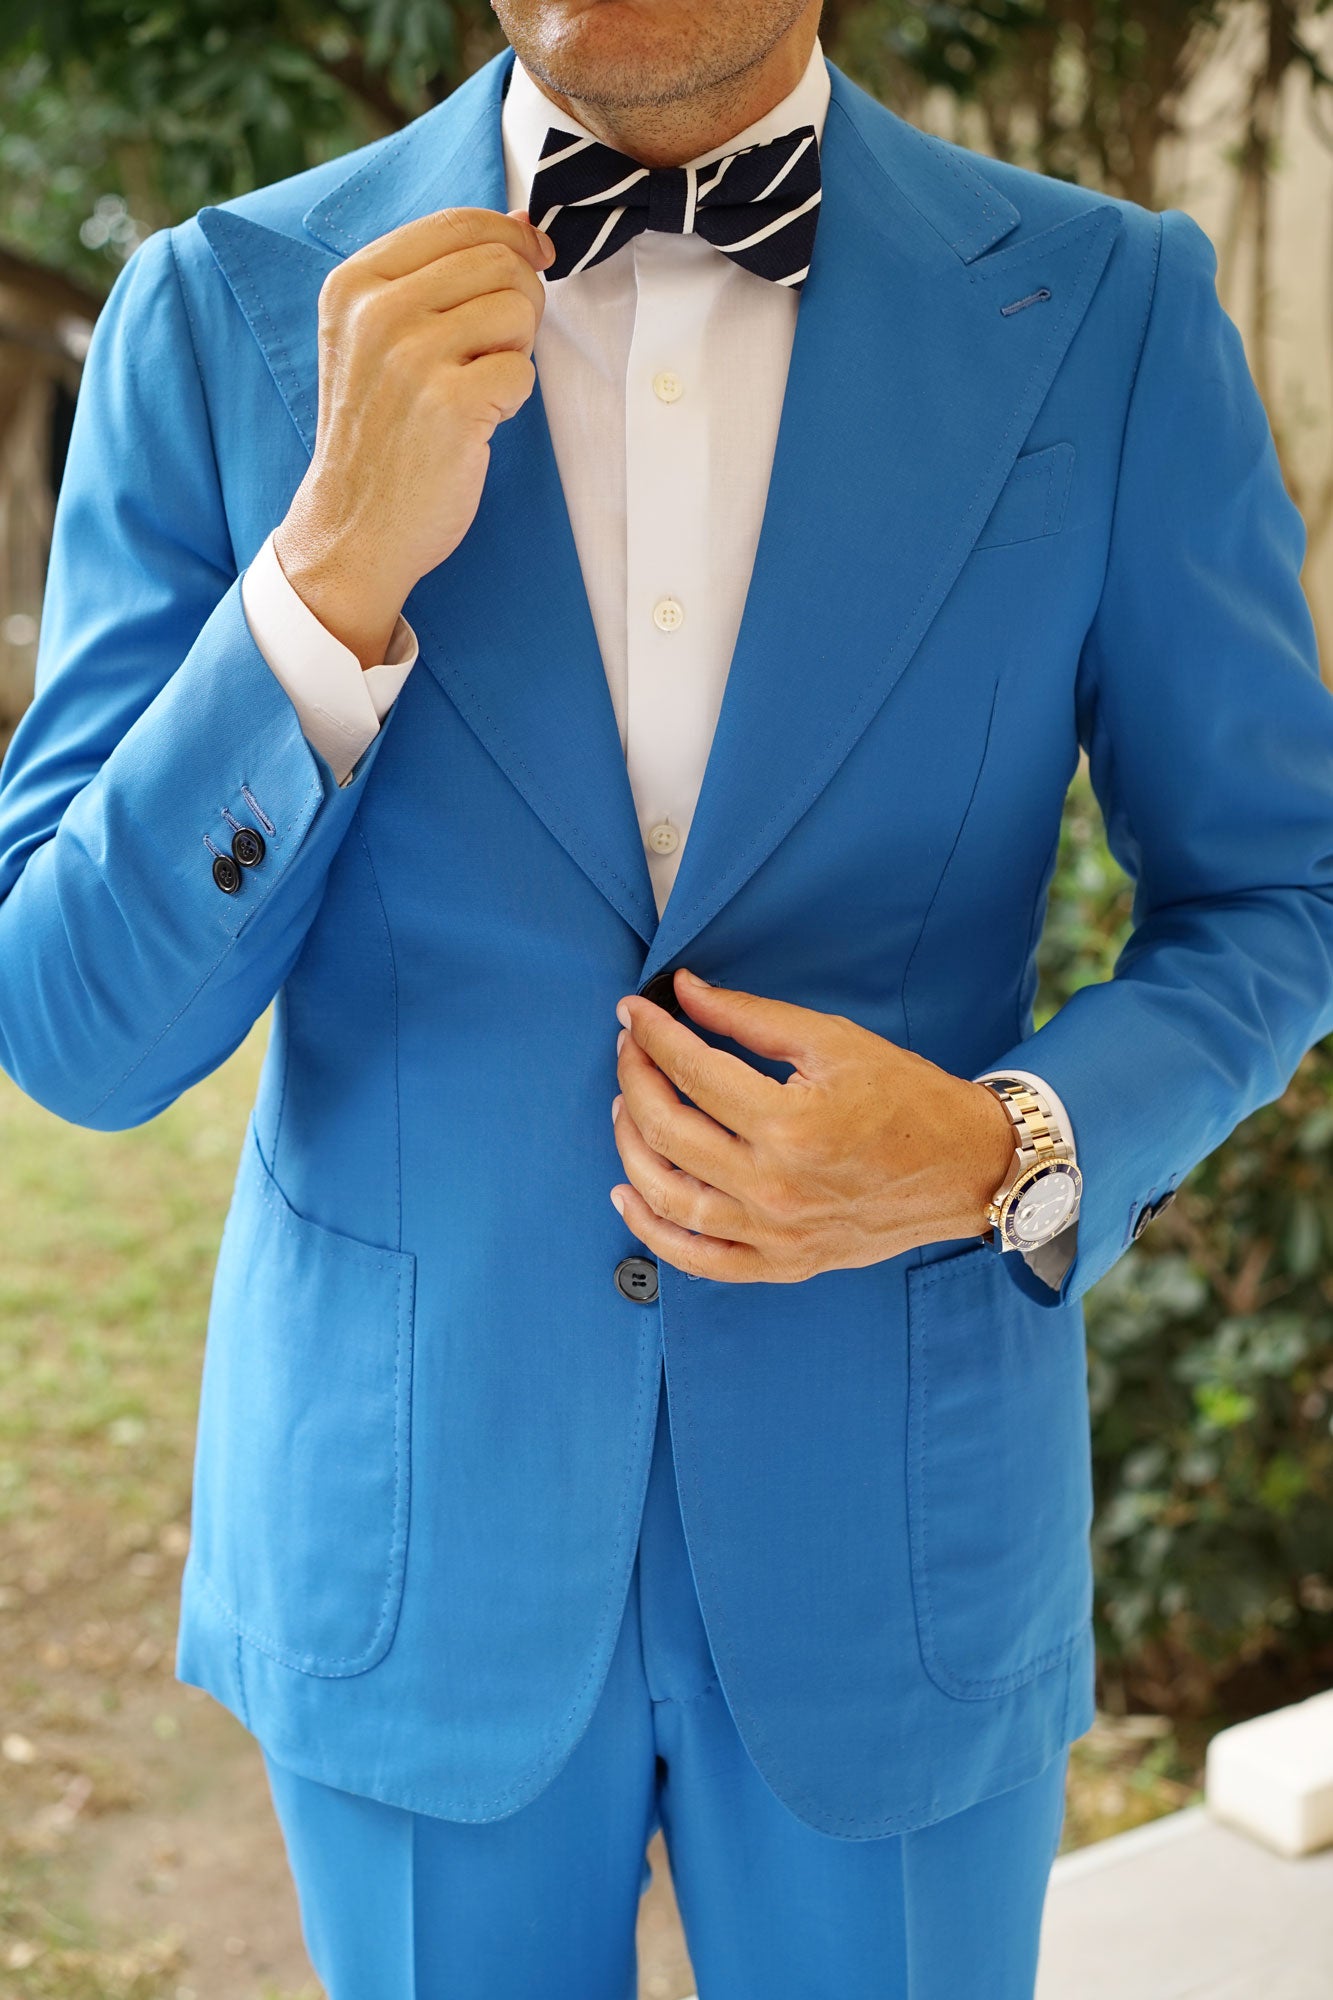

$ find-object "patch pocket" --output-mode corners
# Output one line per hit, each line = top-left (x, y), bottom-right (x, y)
(973, 441), (1075, 551)
(188, 1116), (415, 1677)
(905, 1240), (1092, 1700)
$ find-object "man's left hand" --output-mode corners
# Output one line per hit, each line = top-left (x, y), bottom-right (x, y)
(609, 968), (1017, 1283)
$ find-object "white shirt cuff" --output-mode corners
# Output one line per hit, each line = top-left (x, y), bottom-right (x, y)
(240, 528), (418, 786)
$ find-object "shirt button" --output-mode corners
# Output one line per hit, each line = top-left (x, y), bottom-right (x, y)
(613, 1255), (659, 1304)
(646, 821), (679, 855)
(652, 370), (684, 402)
(653, 598), (684, 632)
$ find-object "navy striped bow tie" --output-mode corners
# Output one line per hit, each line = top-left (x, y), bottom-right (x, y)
(528, 122), (822, 291)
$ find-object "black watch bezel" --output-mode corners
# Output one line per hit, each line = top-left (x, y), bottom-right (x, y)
(995, 1157), (1083, 1252)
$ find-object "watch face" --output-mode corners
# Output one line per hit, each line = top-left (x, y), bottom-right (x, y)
(1004, 1161), (1082, 1251)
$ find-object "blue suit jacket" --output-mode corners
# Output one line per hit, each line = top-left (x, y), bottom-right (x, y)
(2, 44), (1332, 1835)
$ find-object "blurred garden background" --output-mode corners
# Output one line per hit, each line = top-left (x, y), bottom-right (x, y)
(0, 1), (1331, 1995)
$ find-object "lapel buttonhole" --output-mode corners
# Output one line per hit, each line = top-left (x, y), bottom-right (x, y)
(999, 287), (1053, 317)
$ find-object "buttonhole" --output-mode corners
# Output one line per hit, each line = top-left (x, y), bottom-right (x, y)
(1000, 287), (1052, 317)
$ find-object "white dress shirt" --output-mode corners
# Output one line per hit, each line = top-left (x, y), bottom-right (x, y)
(239, 32), (1079, 1287)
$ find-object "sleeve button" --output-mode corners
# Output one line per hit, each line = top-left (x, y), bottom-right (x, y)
(231, 826), (266, 868)
(212, 853), (242, 895)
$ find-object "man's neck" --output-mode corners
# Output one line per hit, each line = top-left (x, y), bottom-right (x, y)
(515, 20), (820, 169)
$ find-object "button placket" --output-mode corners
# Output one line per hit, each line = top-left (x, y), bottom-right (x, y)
(624, 243), (711, 903)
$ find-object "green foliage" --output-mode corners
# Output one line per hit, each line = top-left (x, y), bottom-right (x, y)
(0, 1), (502, 284)
(837, 0), (1058, 104)
(1040, 764), (1333, 1712)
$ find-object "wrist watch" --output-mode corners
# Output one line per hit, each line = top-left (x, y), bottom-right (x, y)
(979, 1077), (1082, 1253)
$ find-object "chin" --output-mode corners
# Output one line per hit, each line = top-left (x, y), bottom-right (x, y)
(530, 2), (700, 64)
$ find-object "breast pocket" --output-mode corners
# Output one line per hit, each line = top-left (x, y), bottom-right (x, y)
(973, 441), (1075, 552)
(187, 1117), (416, 1677)
(905, 1240), (1092, 1700)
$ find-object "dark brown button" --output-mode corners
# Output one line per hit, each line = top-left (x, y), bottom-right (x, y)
(637, 969), (686, 1020)
(613, 1255), (659, 1304)
(1133, 1188), (1177, 1242)
(231, 825), (266, 868)
(212, 853), (242, 895)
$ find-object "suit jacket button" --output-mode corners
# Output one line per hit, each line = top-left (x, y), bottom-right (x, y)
(637, 970), (686, 1020)
(212, 853), (242, 895)
(613, 1255), (659, 1304)
(231, 825), (266, 868)
(1133, 1188), (1177, 1242)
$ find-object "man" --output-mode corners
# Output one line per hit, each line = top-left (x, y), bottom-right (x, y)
(1, 0), (1330, 1991)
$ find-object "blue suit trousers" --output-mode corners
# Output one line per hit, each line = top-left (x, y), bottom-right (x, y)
(261, 1362), (1070, 1998)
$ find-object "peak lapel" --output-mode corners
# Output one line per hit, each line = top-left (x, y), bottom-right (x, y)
(200, 44), (661, 949)
(637, 69), (1123, 985)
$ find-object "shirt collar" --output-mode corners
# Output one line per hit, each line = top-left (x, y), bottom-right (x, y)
(501, 33), (830, 215)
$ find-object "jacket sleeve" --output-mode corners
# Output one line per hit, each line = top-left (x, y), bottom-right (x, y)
(979, 204), (1333, 1308)
(0, 221), (401, 1129)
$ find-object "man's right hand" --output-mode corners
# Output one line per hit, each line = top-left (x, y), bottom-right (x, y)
(272, 206), (556, 670)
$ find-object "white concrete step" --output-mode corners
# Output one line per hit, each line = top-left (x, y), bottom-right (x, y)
(1036, 1804), (1333, 1999)
(1205, 1688), (1333, 1857)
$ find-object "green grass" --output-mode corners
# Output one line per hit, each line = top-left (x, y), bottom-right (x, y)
(0, 1019), (266, 1552)
(0, 1017), (277, 1999)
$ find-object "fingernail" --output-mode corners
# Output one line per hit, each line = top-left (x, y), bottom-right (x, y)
(611, 1095), (623, 1124)
(616, 1000), (631, 1029)
(679, 968), (708, 986)
(610, 1190), (625, 1215)
(539, 231), (556, 263)
(616, 1029), (626, 1056)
